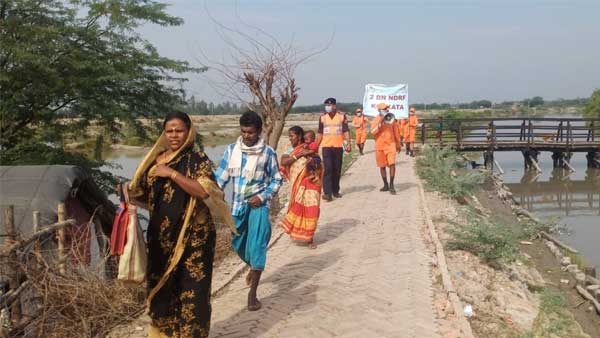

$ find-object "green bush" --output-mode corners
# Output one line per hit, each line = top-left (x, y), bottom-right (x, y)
(447, 210), (520, 264)
(416, 146), (483, 199)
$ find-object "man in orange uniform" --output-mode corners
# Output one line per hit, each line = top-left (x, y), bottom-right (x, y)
(352, 107), (368, 155)
(405, 106), (419, 157)
(371, 103), (401, 195)
(397, 117), (407, 150)
(316, 97), (352, 201)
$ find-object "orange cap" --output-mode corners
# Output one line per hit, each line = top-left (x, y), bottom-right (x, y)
(377, 103), (390, 110)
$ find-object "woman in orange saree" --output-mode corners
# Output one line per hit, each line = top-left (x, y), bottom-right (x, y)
(280, 126), (323, 249)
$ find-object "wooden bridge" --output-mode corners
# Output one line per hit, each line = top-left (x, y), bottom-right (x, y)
(419, 117), (600, 171)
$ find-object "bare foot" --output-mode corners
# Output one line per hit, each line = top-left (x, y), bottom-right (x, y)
(245, 271), (252, 287)
(247, 298), (262, 311)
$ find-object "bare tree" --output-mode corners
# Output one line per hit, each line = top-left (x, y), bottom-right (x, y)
(198, 6), (331, 150)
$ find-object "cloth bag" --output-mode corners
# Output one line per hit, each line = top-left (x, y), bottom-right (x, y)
(110, 184), (129, 255)
(116, 186), (147, 284)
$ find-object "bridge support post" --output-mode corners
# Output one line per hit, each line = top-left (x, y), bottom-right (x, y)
(587, 152), (600, 169)
(483, 151), (494, 170)
(552, 152), (575, 172)
(523, 149), (541, 172)
(552, 151), (562, 168)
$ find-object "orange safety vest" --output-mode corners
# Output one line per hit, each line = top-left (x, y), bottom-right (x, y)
(320, 112), (345, 148)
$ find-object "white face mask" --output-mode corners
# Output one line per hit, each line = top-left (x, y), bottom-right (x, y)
(380, 110), (389, 115)
(357, 112), (362, 116)
(325, 106), (333, 113)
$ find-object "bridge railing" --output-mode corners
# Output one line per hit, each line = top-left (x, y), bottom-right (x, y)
(419, 117), (600, 148)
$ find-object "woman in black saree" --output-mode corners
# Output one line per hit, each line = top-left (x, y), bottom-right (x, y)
(128, 112), (234, 338)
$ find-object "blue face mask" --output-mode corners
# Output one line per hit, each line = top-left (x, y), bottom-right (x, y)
(325, 106), (333, 113)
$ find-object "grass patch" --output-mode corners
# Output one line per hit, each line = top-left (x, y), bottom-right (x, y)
(447, 209), (520, 265)
(416, 146), (484, 200)
(520, 218), (552, 241)
(531, 289), (587, 338)
(509, 289), (588, 338)
(342, 149), (359, 175)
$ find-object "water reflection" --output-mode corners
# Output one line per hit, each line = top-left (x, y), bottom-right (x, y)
(507, 169), (600, 217)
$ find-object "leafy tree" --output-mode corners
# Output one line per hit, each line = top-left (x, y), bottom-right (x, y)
(523, 96), (544, 108)
(0, 0), (201, 191)
(583, 89), (600, 118)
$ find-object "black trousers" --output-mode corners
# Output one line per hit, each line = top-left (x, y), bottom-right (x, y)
(322, 147), (344, 196)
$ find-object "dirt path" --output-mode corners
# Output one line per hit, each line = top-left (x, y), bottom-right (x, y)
(111, 141), (442, 338)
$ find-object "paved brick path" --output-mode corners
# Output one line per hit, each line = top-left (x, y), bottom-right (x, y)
(209, 145), (440, 338)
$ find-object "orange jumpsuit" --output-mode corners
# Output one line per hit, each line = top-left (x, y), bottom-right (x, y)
(352, 115), (368, 145)
(371, 116), (401, 168)
(398, 119), (408, 142)
(405, 114), (419, 143)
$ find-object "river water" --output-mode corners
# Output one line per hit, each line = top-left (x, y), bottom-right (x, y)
(480, 115), (600, 271)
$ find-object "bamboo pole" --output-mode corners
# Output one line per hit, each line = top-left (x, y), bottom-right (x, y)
(576, 285), (600, 315)
(32, 211), (41, 255)
(4, 206), (22, 323)
(530, 155), (542, 173)
(0, 219), (75, 257)
(493, 159), (505, 175)
(540, 231), (579, 254)
(563, 157), (576, 173)
(57, 203), (67, 274)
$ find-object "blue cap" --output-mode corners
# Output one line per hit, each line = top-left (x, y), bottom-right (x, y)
(324, 97), (336, 104)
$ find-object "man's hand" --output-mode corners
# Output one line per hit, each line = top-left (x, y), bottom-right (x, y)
(345, 142), (352, 153)
(248, 196), (262, 208)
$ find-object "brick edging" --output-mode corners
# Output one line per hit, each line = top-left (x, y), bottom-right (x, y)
(417, 177), (476, 338)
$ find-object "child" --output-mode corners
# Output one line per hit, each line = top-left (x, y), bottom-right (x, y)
(303, 130), (322, 180)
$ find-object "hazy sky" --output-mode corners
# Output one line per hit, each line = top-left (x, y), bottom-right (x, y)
(139, 0), (600, 105)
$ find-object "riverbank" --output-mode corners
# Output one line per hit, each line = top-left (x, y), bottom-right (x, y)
(416, 146), (600, 338)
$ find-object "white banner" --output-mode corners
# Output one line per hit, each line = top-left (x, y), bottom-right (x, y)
(362, 84), (408, 118)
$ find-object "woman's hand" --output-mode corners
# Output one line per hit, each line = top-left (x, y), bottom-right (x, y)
(297, 149), (312, 158)
(150, 164), (175, 178)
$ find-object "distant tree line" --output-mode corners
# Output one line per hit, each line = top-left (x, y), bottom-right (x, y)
(181, 95), (590, 116)
(182, 96), (248, 115)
